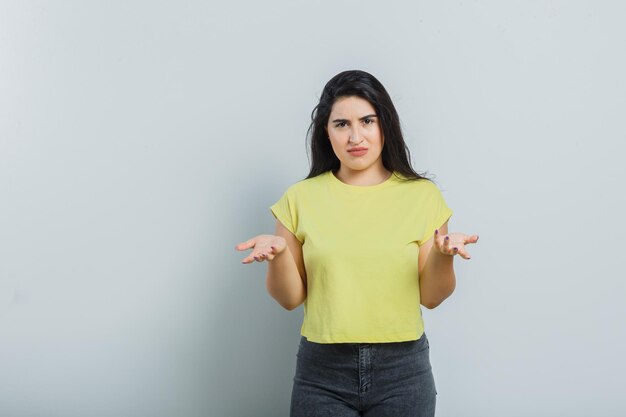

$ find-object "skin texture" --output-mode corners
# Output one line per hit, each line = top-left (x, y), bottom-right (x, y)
(235, 95), (478, 310)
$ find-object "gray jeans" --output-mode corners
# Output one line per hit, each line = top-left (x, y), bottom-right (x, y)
(290, 332), (437, 417)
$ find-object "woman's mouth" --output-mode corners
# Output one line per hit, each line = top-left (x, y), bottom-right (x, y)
(348, 148), (368, 157)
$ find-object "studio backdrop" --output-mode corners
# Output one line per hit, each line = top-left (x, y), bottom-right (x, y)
(1, 1), (624, 416)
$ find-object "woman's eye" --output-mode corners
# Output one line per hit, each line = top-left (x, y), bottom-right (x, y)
(363, 118), (374, 125)
(335, 122), (347, 128)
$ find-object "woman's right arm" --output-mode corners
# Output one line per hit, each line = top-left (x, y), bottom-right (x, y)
(235, 220), (307, 311)
(266, 220), (307, 310)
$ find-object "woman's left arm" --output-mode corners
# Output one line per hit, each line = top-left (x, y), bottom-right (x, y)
(418, 221), (479, 309)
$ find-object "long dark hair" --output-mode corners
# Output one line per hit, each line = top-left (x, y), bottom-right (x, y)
(305, 70), (430, 182)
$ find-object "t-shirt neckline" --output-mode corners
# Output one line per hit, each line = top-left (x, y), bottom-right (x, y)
(328, 170), (397, 191)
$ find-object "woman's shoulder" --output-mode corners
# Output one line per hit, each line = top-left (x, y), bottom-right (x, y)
(393, 174), (448, 198)
(393, 172), (436, 188)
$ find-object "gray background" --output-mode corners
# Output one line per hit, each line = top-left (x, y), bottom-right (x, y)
(1, 1), (625, 416)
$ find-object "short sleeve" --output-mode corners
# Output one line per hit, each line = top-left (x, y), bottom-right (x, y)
(417, 183), (453, 246)
(269, 187), (299, 238)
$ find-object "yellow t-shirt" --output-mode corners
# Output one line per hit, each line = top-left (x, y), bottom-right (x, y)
(269, 170), (453, 343)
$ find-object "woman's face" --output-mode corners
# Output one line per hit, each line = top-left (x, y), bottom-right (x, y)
(326, 96), (385, 174)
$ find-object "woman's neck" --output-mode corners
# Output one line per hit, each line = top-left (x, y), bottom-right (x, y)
(334, 165), (392, 186)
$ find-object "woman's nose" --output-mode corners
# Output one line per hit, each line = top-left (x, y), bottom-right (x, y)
(349, 127), (363, 143)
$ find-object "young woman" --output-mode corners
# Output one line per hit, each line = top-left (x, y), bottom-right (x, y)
(235, 70), (478, 417)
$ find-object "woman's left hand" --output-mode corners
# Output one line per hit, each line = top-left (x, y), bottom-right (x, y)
(433, 230), (479, 259)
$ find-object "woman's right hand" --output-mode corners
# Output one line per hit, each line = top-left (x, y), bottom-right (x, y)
(235, 234), (287, 264)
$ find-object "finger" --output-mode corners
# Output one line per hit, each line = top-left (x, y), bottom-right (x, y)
(443, 236), (451, 253)
(244, 253), (261, 263)
(458, 248), (471, 259)
(463, 234), (479, 244)
(436, 236), (444, 252)
(436, 238), (444, 253)
(235, 238), (256, 251)
(433, 229), (441, 250)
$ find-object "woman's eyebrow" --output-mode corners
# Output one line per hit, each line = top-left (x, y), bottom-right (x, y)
(331, 114), (378, 123)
